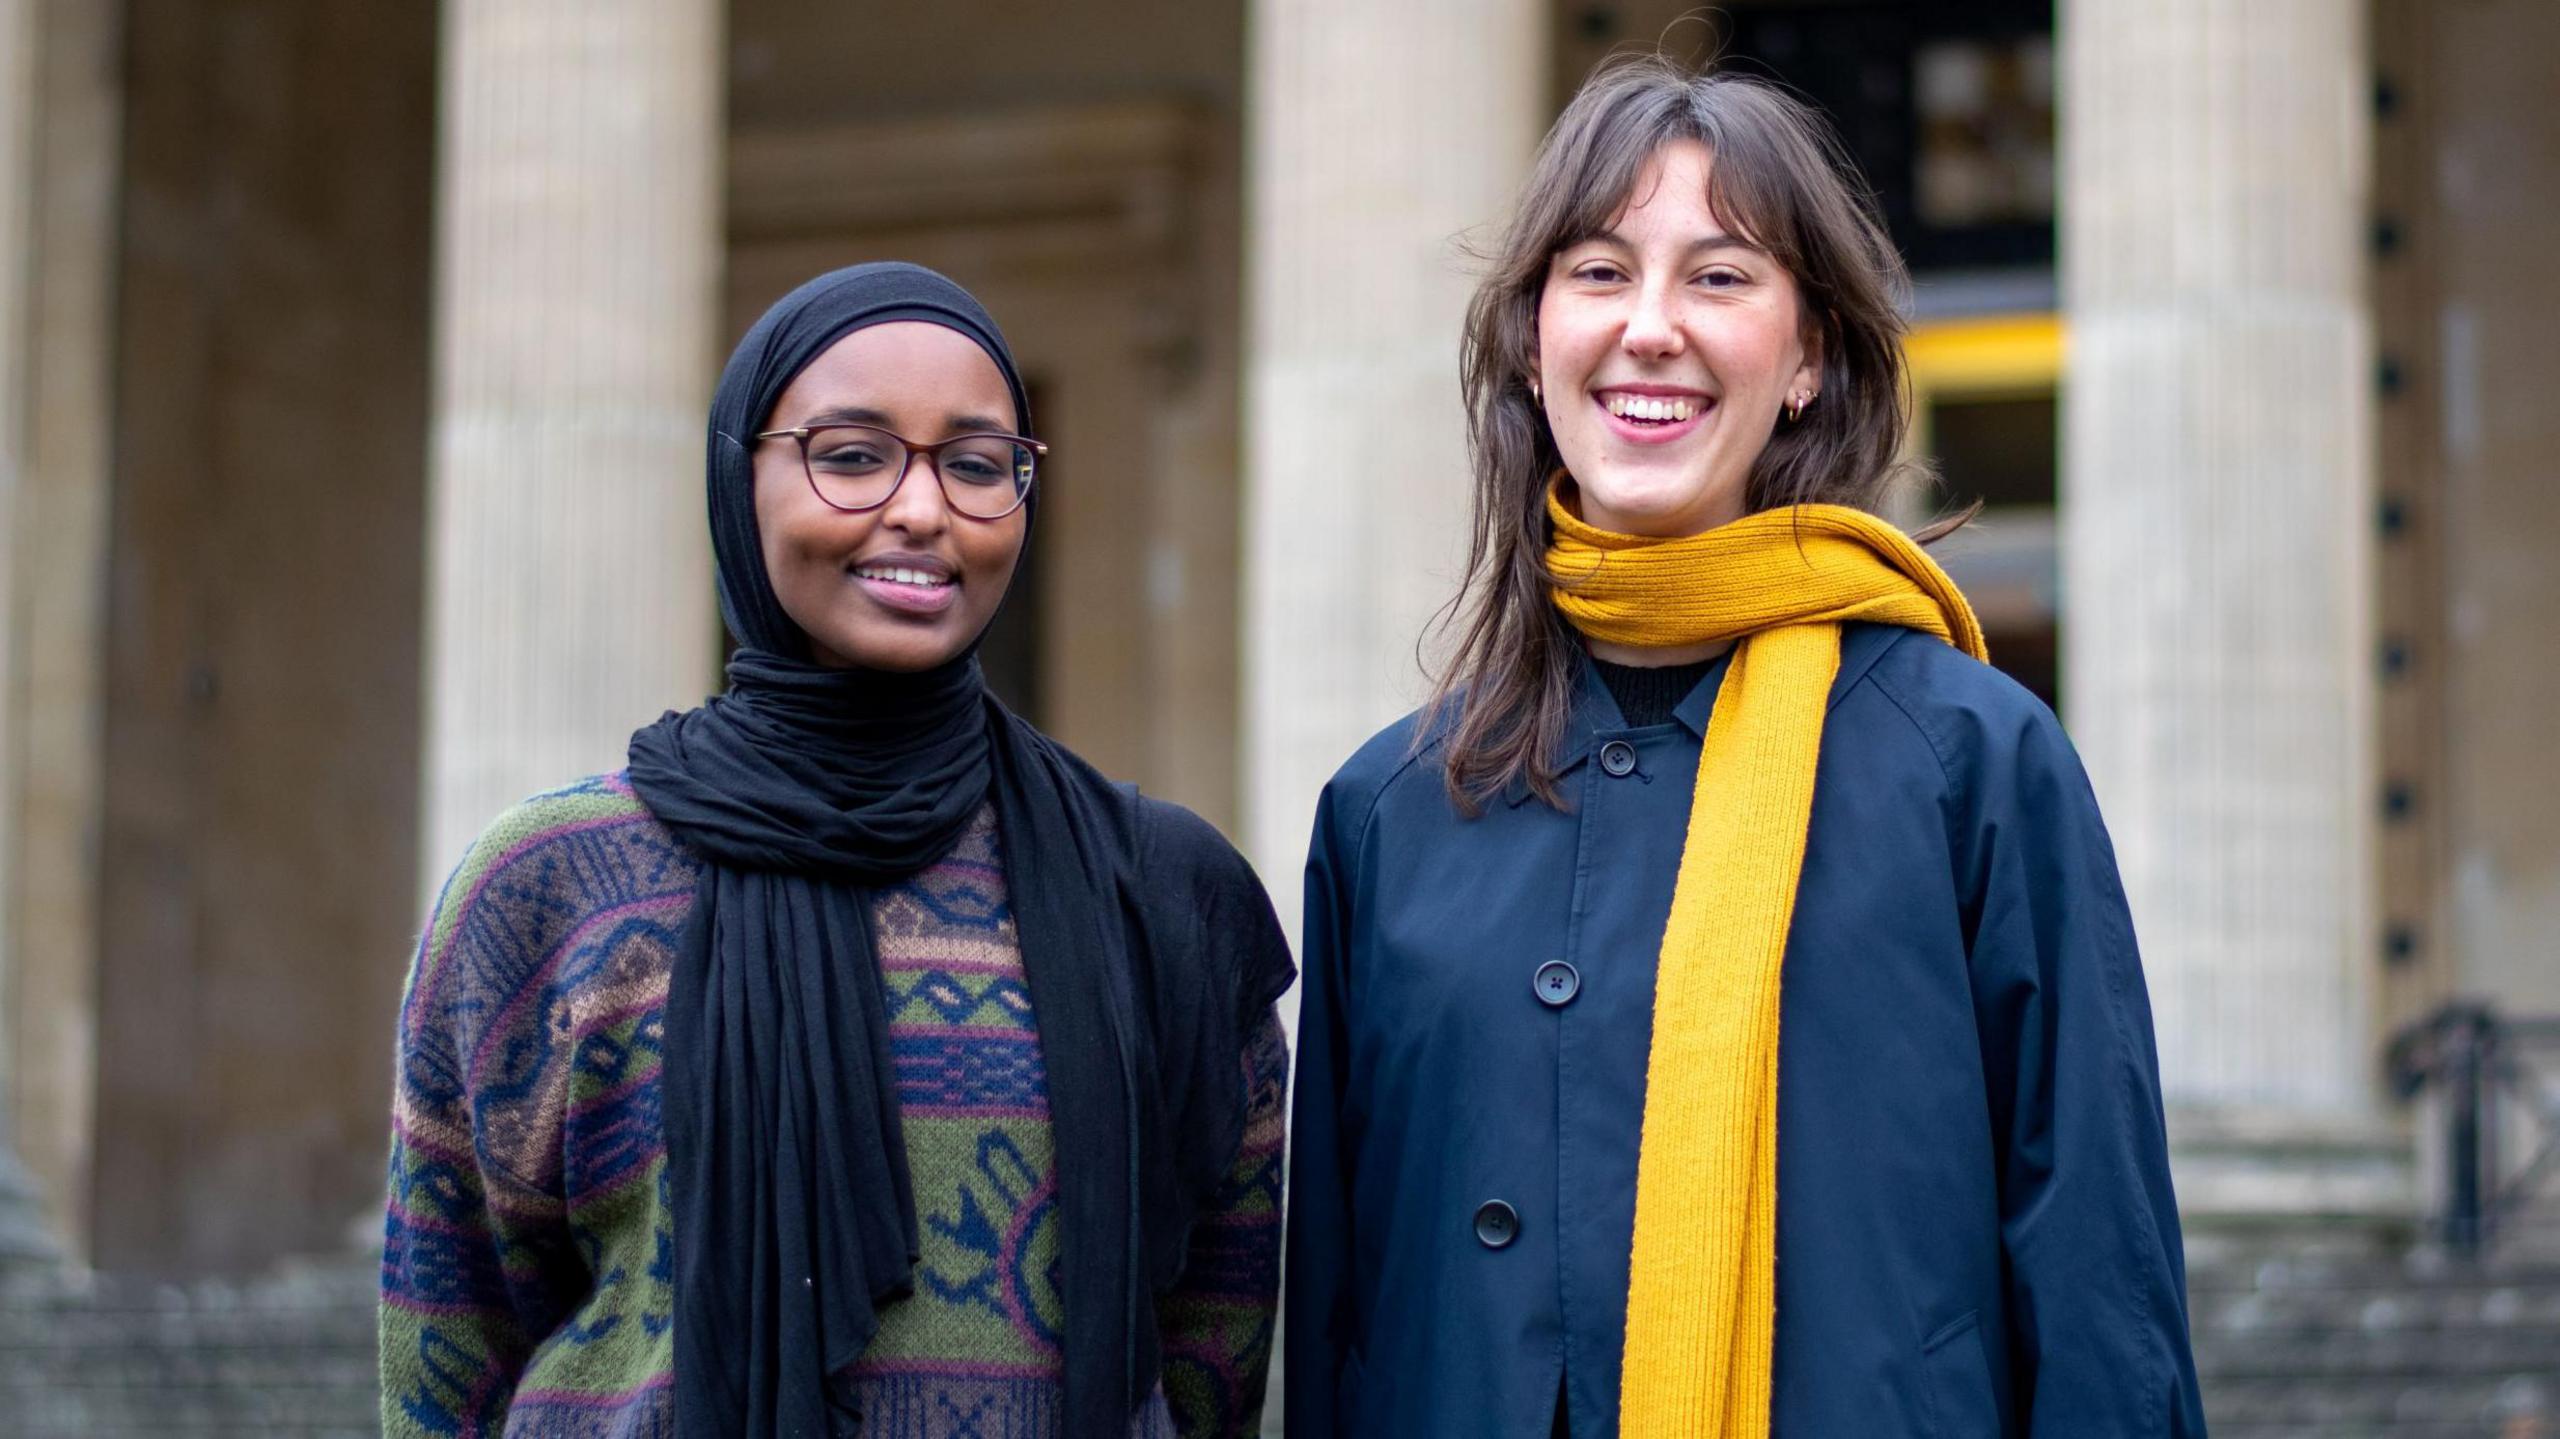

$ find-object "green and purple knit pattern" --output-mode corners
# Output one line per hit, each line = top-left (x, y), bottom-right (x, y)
(381, 775), (1284, 1438)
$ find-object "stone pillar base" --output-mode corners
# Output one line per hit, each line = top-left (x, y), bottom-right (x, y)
(2171, 1106), (2417, 1263)
(0, 1147), (58, 1270)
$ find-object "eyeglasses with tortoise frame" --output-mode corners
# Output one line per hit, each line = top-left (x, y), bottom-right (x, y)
(755, 423), (1046, 520)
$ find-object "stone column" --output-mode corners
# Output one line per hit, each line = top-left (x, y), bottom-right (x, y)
(2, 0), (116, 1264)
(1241, 0), (1548, 915)
(2061, 0), (2397, 1217)
(0, 0), (59, 1266)
(423, 1), (724, 886)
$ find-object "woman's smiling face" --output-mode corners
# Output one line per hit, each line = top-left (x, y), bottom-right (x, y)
(1535, 138), (1824, 538)
(751, 321), (1028, 672)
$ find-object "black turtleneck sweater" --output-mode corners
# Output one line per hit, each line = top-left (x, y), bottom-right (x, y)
(1591, 654), (1721, 728)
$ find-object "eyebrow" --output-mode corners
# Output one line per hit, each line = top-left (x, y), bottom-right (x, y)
(1584, 228), (1768, 258)
(795, 405), (1014, 435)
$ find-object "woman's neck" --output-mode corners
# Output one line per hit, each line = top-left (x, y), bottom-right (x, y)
(1584, 636), (1735, 667)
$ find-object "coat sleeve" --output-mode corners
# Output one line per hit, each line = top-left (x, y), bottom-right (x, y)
(1961, 707), (2207, 1437)
(378, 814), (586, 1437)
(1283, 780), (1361, 1439)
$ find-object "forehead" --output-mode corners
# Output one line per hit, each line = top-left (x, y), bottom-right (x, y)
(771, 320), (1012, 420)
(1601, 138), (1734, 237)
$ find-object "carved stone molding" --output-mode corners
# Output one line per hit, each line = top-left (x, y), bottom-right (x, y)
(729, 99), (1205, 285)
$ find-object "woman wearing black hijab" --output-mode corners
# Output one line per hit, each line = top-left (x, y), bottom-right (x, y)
(381, 262), (1296, 1439)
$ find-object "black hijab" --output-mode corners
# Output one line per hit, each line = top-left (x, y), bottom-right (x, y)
(626, 263), (1276, 1437)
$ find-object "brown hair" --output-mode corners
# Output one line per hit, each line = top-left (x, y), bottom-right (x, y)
(1429, 56), (1957, 811)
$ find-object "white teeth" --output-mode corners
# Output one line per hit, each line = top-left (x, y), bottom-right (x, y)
(858, 565), (950, 587)
(1605, 394), (1699, 422)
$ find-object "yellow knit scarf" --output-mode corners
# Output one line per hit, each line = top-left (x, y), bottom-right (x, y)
(1544, 484), (1986, 1437)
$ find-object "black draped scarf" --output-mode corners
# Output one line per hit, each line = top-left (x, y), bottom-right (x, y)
(626, 263), (1239, 1438)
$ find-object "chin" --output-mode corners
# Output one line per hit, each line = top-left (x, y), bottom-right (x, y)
(813, 628), (969, 673)
(1574, 465), (1745, 537)
(1578, 485), (1712, 535)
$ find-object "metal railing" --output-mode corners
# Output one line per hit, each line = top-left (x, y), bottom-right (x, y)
(2388, 1003), (2560, 1256)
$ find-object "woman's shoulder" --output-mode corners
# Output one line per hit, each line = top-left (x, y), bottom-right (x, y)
(1129, 792), (1264, 897)
(440, 772), (667, 886)
(423, 771), (696, 952)
(1320, 706), (1447, 822)
(403, 773), (697, 1095)
(1848, 625), (2099, 813)
(1126, 793), (1297, 1003)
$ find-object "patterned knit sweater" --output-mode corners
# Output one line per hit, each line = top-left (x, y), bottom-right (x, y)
(381, 773), (1289, 1438)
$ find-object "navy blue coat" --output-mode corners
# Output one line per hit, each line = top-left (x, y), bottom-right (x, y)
(1284, 624), (2206, 1437)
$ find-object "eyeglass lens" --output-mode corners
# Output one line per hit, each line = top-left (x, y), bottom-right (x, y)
(801, 426), (1033, 518)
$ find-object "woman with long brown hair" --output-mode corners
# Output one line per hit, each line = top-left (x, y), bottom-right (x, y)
(1285, 60), (2202, 1437)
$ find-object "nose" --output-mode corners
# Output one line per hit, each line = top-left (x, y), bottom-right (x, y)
(1620, 278), (1685, 361)
(874, 447), (953, 538)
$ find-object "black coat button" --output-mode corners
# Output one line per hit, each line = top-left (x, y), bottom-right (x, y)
(1473, 1199), (1519, 1249)
(1533, 959), (1581, 1007)
(1599, 740), (1638, 777)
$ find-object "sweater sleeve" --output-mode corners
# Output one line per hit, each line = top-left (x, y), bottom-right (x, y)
(379, 803), (592, 1437)
(1959, 706), (2207, 1437)
(1155, 1006), (1291, 1439)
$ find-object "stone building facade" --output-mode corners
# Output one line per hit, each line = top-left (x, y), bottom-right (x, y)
(2, 0), (2556, 1431)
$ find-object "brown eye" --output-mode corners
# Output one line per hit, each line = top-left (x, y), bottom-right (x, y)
(810, 439), (890, 473)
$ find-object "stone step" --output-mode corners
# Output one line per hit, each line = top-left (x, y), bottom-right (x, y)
(2201, 1413), (2560, 1433)
(2195, 1282), (2560, 1331)
(2188, 1241), (2560, 1434)
(2209, 1422), (2556, 1439)
(0, 1265), (378, 1436)
(2197, 1322), (2560, 1378)
(2203, 1370), (2559, 1429)
(2187, 1253), (2560, 1292)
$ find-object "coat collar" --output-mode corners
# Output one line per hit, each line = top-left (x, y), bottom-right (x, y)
(1502, 623), (1910, 807)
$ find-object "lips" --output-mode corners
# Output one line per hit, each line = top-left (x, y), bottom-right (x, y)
(850, 554), (958, 615)
(1592, 387), (1712, 446)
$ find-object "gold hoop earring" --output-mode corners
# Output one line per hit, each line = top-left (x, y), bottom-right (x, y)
(1528, 377), (1543, 405)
